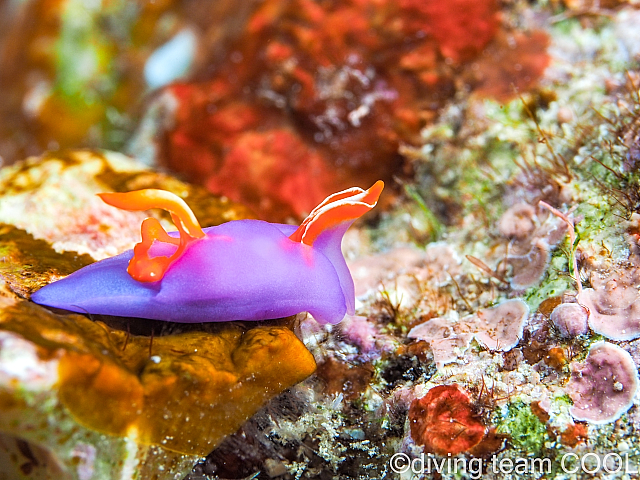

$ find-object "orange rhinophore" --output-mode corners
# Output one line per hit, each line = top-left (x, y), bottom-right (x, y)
(290, 180), (384, 246)
(98, 190), (205, 282)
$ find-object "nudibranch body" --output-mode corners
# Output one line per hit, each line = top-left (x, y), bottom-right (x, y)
(31, 182), (383, 324)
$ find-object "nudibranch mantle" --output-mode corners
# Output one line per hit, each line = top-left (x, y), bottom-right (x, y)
(31, 182), (383, 325)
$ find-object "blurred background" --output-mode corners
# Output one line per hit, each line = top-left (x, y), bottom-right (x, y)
(0, 0), (551, 221)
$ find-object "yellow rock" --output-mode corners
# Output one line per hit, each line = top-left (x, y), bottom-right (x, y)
(1, 298), (315, 455)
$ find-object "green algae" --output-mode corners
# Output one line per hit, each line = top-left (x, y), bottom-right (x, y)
(55, 0), (117, 107)
(496, 401), (551, 455)
(555, 394), (573, 407)
(403, 184), (444, 241)
(523, 253), (572, 313)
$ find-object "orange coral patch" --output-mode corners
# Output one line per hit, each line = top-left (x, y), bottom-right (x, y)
(409, 384), (486, 455)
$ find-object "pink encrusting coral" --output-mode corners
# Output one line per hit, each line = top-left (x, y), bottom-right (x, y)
(578, 267), (640, 341)
(567, 342), (639, 424)
(409, 299), (529, 368)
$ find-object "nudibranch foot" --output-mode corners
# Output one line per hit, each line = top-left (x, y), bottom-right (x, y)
(31, 182), (384, 324)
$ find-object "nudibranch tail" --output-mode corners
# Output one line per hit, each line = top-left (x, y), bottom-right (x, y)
(289, 180), (384, 246)
(99, 190), (205, 282)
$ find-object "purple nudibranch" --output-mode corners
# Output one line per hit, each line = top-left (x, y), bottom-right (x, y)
(31, 182), (383, 324)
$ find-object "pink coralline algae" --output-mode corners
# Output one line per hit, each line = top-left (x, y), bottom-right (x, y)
(567, 342), (639, 424)
(409, 299), (529, 368)
(473, 299), (529, 351)
(498, 203), (538, 240)
(550, 302), (589, 338)
(498, 203), (567, 290)
(339, 315), (395, 355)
(408, 317), (474, 369)
(340, 316), (378, 353)
(578, 268), (640, 341)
